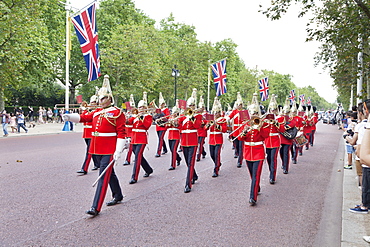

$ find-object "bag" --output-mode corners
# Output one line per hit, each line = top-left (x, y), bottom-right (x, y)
(280, 126), (298, 139)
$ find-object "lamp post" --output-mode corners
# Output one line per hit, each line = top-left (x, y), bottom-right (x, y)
(172, 65), (180, 105)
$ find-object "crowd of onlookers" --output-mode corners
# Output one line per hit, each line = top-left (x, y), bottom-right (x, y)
(0, 106), (80, 137)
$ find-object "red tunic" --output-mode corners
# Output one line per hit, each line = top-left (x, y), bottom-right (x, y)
(129, 114), (153, 144)
(79, 106), (126, 155)
(197, 118), (208, 137)
(263, 119), (285, 149)
(276, 115), (297, 145)
(81, 109), (93, 139)
(302, 116), (313, 134)
(311, 115), (318, 130)
(179, 114), (202, 146)
(125, 116), (135, 138)
(207, 117), (227, 145)
(228, 109), (244, 137)
(240, 123), (269, 161)
(166, 116), (182, 140)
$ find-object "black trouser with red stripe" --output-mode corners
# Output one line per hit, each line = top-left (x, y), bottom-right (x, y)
(266, 147), (279, 181)
(169, 139), (181, 168)
(124, 143), (133, 163)
(291, 143), (302, 162)
(246, 160), (264, 201)
(233, 139), (244, 165)
(183, 146), (198, 188)
(304, 132), (312, 149)
(197, 136), (206, 160)
(310, 129), (316, 146)
(81, 138), (98, 172)
(156, 130), (168, 155)
(280, 144), (291, 172)
(210, 144), (222, 175)
(132, 144), (153, 181)
(92, 155), (123, 212)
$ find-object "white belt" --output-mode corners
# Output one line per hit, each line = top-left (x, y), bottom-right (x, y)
(209, 132), (222, 134)
(244, 141), (263, 146)
(84, 125), (93, 128)
(133, 129), (147, 132)
(126, 125), (133, 128)
(181, 129), (198, 133)
(168, 128), (179, 131)
(234, 124), (242, 126)
(269, 133), (279, 136)
(92, 132), (117, 137)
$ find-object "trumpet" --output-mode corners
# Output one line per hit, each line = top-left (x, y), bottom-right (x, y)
(185, 108), (194, 117)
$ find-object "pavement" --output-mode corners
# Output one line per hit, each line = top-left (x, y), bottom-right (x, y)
(1, 122), (370, 246)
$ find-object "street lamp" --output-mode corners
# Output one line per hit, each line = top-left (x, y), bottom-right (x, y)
(172, 65), (180, 105)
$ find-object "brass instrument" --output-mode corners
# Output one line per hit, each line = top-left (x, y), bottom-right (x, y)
(205, 120), (214, 128)
(229, 116), (262, 142)
(185, 108), (194, 117)
(155, 116), (169, 126)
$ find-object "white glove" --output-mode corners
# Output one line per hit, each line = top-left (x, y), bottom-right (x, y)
(62, 113), (80, 123)
(124, 138), (131, 150)
(113, 138), (126, 160)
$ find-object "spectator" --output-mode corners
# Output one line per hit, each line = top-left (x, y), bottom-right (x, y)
(38, 106), (45, 124)
(46, 107), (53, 123)
(1, 110), (10, 137)
(343, 111), (357, 169)
(28, 106), (34, 122)
(9, 113), (17, 133)
(16, 112), (28, 133)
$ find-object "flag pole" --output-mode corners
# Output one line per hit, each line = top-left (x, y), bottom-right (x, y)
(71, 0), (98, 16)
(207, 60), (210, 111)
(62, 3), (72, 131)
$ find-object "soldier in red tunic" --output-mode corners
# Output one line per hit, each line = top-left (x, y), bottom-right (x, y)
(310, 106), (319, 146)
(153, 92), (170, 157)
(290, 101), (304, 164)
(76, 96), (99, 175)
(302, 106), (313, 150)
(206, 97), (227, 177)
(277, 98), (298, 174)
(178, 89), (202, 193)
(166, 101), (182, 170)
(264, 95), (286, 184)
(239, 93), (269, 206)
(226, 92), (245, 168)
(63, 75), (129, 216)
(128, 94), (154, 184)
(122, 94), (136, 166)
(196, 96), (207, 161)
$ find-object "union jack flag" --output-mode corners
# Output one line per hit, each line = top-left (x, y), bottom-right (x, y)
(211, 59), (227, 96)
(307, 96), (311, 106)
(258, 77), (269, 101)
(289, 90), (296, 103)
(299, 94), (305, 105)
(71, 2), (101, 82)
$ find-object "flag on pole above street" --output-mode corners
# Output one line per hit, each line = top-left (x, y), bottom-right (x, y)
(258, 77), (269, 101)
(289, 90), (296, 104)
(299, 94), (305, 105)
(71, 2), (101, 82)
(211, 59), (227, 96)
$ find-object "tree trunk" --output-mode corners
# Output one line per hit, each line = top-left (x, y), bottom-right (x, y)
(0, 89), (4, 111)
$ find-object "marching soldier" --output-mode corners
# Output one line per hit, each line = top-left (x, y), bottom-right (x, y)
(290, 101), (304, 164)
(310, 106), (319, 146)
(264, 94), (285, 184)
(227, 92), (245, 168)
(277, 98), (298, 174)
(206, 97), (227, 177)
(197, 95), (207, 161)
(166, 100), (182, 170)
(178, 88), (202, 193)
(128, 93), (154, 184)
(239, 93), (269, 206)
(154, 92), (169, 157)
(122, 94), (136, 166)
(302, 106), (313, 150)
(63, 75), (128, 216)
(76, 96), (99, 175)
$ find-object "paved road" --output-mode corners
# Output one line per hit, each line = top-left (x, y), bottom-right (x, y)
(0, 123), (348, 246)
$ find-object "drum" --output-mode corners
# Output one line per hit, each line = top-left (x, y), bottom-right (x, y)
(294, 132), (308, 147)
